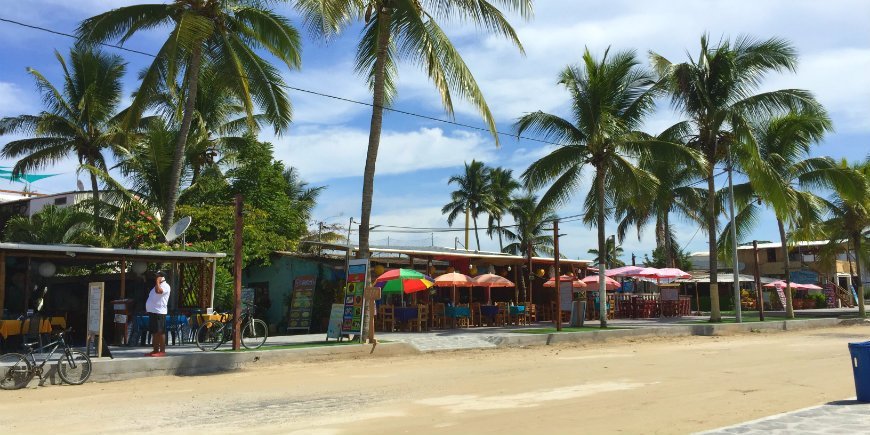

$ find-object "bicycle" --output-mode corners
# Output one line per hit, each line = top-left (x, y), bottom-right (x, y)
(0, 328), (92, 390)
(194, 302), (267, 351)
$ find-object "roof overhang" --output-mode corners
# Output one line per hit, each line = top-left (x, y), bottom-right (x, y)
(0, 242), (225, 262)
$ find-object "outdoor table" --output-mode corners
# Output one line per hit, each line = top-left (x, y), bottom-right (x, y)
(509, 305), (525, 325)
(445, 306), (470, 328)
(479, 305), (498, 326)
(0, 317), (62, 340)
(394, 307), (419, 331)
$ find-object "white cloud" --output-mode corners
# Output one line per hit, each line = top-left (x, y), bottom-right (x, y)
(284, 62), (373, 126)
(270, 126), (497, 182)
(0, 82), (34, 116)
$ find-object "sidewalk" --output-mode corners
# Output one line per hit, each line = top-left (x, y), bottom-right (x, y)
(699, 400), (870, 434)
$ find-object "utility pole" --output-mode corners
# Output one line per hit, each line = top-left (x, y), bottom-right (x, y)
(464, 207), (470, 251)
(317, 222), (324, 256)
(631, 253), (636, 266)
(553, 219), (562, 331)
(527, 243), (534, 304)
(753, 240), (764, 321)
(345, 217), (354, 279)
(727, 147), (743, 323)
(232, 194), (243, 351)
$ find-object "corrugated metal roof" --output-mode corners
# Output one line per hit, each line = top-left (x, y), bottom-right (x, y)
(0, 242), (225, 259)
(306, 242), (592, 265)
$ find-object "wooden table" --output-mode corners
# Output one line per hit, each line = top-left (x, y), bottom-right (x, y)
(0, 317), (65, 340)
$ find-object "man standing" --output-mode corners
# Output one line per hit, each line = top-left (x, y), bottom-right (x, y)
(145, 271), (170, 357)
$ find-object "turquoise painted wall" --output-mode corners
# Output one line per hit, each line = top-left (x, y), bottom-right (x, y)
(243, 256), (322, 326)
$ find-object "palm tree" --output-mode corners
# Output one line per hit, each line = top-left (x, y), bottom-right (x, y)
(587, 238), (625, 268)
(442, 160), (493, 251)
(800, 159), (869, 317)
(486, 167), (521, 251)
(0, 47), (126, 219)
(114, 118), (183, 216)
(499, 194), (557, 301)
(651, 34), (824, 322)
(517, 48), (694, 328)
(283, 167), (326, 225)
(295, 0), (532, 259)
(78, 0), (302, 230)
(616, 128), (705, 268)
(4, 205), (98, 245)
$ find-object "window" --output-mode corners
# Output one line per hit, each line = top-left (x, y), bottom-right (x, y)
(53, 197), (67, 206)
(766, 249), (777, 262)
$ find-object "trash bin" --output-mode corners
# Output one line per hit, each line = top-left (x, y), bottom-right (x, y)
(848, 341), (870, 402)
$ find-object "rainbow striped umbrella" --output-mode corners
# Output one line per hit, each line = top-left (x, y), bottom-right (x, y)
(375, 268), (435, 294)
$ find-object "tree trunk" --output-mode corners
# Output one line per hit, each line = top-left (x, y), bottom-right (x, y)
(707, 162), (721, 322)
(88, 164), (100, 222)
(497, 217), (504, 252)
(777, 218), (795, 318)
(163, 44), (202, 231)
(357, 7), (392, 259)
(854, 233), (866, 317)
(473, 214), (480, 251)
(596, 168), (607, 328)
(663, 213), (674, 268)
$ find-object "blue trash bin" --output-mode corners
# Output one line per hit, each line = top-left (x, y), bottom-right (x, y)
(848, 341), (870, 402)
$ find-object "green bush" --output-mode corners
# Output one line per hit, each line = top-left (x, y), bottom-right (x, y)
(808, 293), (827, 309)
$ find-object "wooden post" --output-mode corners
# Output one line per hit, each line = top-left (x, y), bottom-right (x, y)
(232, 194), (243, 351)
(753, 240), (764, 321)
(0, 252), (5, 314)
(513, 263), (520, 303)
(199, 261), (207, 309)
(553, 219), (562, 331)
(527, 244), (534, 306)
(120, 257), (127, 299)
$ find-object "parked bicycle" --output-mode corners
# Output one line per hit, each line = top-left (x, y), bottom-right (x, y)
(0, 328), (92, 390)
(195, 302), (267, 351)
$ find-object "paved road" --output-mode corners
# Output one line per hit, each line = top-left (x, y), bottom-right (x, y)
(702, 400), (870, 434)
(2, 326), (868, 434)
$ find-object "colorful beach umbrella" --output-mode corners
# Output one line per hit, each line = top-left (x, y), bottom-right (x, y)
(581, 275), (622, 290)
(374, 268), (434, 294)
(543, 275), (587, 288)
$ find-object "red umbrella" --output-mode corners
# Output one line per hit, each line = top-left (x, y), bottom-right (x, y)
(543, 275), (587, 288)
(472, 274), (515, 304)
(581, 275), (621, 290)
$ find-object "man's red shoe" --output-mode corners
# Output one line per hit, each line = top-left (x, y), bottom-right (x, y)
(145, 351), (157, 357)
(151, 352), (167, 357)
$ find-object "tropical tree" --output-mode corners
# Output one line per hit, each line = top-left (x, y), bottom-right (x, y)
(498, 194), (557, 300)
(799, 159), (869, 317)
(4, 205), (99, 245)
(651, 34), (824, 322)
(295, 0), (532, 259)
(442, 160), (493, 251)
(283, 167), (325, 225)
(486, 167), (521, 251)
(78, 0), (302, 230)
(587, 238), (625, 268)
(517, 48), (694, 327)
(0, 47), (126, 219)
(616, 128), (705, 268)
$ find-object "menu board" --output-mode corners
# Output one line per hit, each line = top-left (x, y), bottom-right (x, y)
(559, 281), (573, 311)
(87, 282), (105, 358)
(326, 304), (344, 340)
(774, 283), (787, 309)
(287, 276), (316, 331)
(341, 259), (369, 335)
(823, 282), (837, 308)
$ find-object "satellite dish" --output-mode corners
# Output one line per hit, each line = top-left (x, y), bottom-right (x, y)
(76, 179), (85, 191)
(165, 216), (192, 242)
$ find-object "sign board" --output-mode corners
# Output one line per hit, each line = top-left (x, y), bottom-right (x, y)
(363, 286), (382, 301)
(661, 288), (679, 301)
(113, 314), (127, 324)
(558, 281), (573, 311)
(287, 276), (316, 331)
(87, 282), (105, 358)
(326, 303), (345, 340)
(790, 269), (819, 285)
(774, 283), (787, 309)
(823, 282), (837, 308)
(341, 259), (369, 336)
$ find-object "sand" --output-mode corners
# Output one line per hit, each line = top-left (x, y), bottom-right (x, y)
(2, 326), (867, 434)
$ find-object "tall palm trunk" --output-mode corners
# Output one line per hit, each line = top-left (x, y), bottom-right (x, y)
(472, 214), (481, 251)
(357, 8), (391, 259)
(496, 217), (504, 252)
(663, 213), (674, 268)
(706, 161), (721, 321)
(777, 218), (795, 318)
(853, 233), (866, 317)
(88, 160), (101, 221)
(163, 44), (202, 230)
(596, 168), (607, 328)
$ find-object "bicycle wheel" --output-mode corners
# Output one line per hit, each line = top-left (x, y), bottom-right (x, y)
(196, 320), (225, 351)
(0, 353), (33, 390)
(241, 319), (268, 349)
(57, 350), (92, 385)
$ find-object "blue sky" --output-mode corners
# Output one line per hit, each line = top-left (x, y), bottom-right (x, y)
(1, 0), (868, 262)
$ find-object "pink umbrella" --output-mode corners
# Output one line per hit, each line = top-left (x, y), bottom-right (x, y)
(799, 283), (823, 290)
(472, 274), (515, 304)
(581, 275), (621, 290)
(543, 275), (587, 288)
(632, 267), (692, 279)
(605, 266), (646, 277)
(763, 280), (799, 289)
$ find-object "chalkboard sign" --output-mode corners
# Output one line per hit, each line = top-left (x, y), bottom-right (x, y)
(326, 303), (345, 341)
(823, 283), (836, 308)
(774, 283), (787, 310)
(87, 282), (105, 358)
